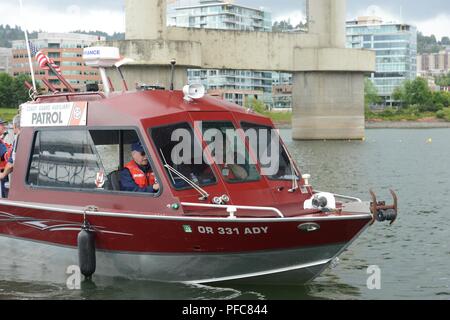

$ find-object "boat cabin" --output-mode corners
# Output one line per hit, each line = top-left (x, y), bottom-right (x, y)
(8, 89), (313, 217)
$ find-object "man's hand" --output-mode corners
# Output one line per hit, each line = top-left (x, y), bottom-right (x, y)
(153, 182), (160, 192)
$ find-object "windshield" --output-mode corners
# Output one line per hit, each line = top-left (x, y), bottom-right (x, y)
(151, 123), (217, 190)
(240, 122), (299, 181)
(201, 121), (260, 183)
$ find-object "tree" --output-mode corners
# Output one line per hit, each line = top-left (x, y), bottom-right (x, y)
(0, 73), (16, 107)
(432, 91), (450, 109)
(392, 85), (405, 103)
(364, 78), (381, 107)
(407, 78), (433, 110)
(13, 74), (35, 105)
(393, 78), (436, 111)
(272, 20), (294, 32)
(245, 97), (267, 114)
(435, 72), (450, 87)
(417, 31), (446, 54)
(0, 73), (35, 107)
(441, 36), (450, 45)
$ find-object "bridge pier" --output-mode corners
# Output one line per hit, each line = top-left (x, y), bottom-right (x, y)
(292, 72), (365, 140)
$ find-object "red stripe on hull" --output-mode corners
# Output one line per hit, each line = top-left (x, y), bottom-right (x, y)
(0, 205), (370, 253)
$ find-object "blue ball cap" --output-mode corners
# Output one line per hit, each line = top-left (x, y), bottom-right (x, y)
(131, 141), (144, 153)
(0, 118), (6, 125)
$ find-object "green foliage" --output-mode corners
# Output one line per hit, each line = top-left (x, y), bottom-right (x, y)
(272, 20), (306, 32)
(0, 72), (35, 107)
(0, 25), (124, 48)
(0, 24), (38, 47)
(393, 78), (438, 112)
(364, 78), (381, 107)
(417, 32), (448, 54)
(378, 108), (396, 117)
(435, 73), (450, 87)
(245, 97), (267, 114)
(436, 108), (450, 121)
(441, 37), (450, 45)
(432, 91), (450, 109)
(366, 105), (437, 122)
(70, 30), (125, 41)
(0, 107), (18, 122)
(245, 98), (292, 122)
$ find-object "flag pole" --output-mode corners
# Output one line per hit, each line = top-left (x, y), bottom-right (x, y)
(19, 0), (37, 92)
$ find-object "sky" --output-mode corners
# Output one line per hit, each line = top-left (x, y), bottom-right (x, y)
(0, 0), (449, 39)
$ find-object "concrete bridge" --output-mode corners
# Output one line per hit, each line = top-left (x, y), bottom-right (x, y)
(105, 0), (375, 140)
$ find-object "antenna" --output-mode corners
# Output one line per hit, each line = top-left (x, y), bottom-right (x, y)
(114, 57), (134, 91)
(170, 59), (176, 91)
(19, 0), (37, 93)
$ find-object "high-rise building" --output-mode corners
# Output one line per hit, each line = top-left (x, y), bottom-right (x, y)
(11, 33), (104, 92)
(418, 50), (450, 77)
(168, 0), (276, 107)
(0, 48), (12, 74)
(346, 16), (417, 106)
(168, 0), (272, 31)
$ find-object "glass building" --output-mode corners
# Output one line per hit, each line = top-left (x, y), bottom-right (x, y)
(168, 0), (272, 32)
(346, 17), (417, 106)
(168, 0), (276, 107)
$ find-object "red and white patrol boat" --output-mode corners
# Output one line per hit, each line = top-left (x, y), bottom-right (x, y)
(0, 47), (397, 285)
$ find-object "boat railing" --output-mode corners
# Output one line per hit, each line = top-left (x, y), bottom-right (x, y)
(180, 202), (285, 219)
(35, 92), (106, 102)
(313, 190), (362, 203)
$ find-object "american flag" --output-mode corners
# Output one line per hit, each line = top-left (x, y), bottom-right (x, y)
(28, 41), (62, 75)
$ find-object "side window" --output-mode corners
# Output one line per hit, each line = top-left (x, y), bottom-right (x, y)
(89, 129), (158, 193)
(27, 130), (102, 188)
(27, 129), (158, 194)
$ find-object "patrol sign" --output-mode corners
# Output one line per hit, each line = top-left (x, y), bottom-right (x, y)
(21, 102), (88, 127)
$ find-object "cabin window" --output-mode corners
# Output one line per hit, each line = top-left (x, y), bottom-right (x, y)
(89, 129), (158, 194)
(240, 122), (299, 181)
(27, 129), (159, 194)
(201, 121), (260, 183)
(151, 123), (217, 190)
(27, 130), (102, 189)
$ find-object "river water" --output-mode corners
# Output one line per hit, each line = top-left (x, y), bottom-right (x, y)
(0, 128), (449, 300)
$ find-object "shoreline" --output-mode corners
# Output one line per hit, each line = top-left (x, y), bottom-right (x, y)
(274, 120), (450, 129)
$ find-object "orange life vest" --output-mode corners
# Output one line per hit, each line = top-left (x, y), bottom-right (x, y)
(124, 161), (156, 188)
(0, 140), (12, 170)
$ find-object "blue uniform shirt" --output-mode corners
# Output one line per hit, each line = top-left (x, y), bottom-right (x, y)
(7, 140), (14, 164)
(119, 165), (157, 193)
(0, 143), (6, 159)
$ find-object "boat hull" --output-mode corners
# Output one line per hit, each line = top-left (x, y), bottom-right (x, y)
(0, 201), (372, 285)
(0, 234), (344, 285)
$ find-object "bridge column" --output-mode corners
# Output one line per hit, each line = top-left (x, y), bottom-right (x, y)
(291, 0), (366, 140)
(308, 0), (346, 48)
(292, 72), (365, 140)
(126, 0), (167, 40)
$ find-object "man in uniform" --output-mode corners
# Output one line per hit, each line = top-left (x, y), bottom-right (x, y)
(120, 141), (160, 193)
